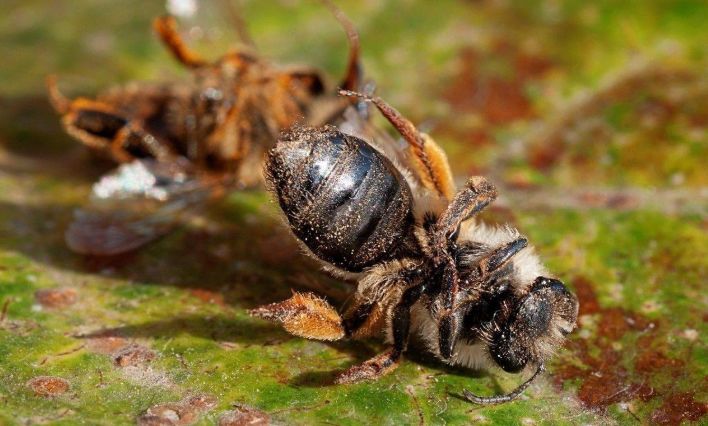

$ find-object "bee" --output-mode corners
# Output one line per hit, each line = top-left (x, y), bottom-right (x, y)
(250, 90), (579, 403)
(47, 3), (363, 255)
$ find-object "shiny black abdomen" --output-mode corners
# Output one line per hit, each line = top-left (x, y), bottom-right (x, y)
(266, 125), (413, 272)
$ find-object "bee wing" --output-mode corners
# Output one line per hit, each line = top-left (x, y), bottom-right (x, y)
(66, 159), (215, 255)
(338, 106), (408, 165)
(338, 106), (434, 192)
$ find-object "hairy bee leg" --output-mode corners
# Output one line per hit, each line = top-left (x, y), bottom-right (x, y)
(430, 177), (499, 310)
(334, 347), (401, 384)
(339, 90), (455, 200)
(153, 15), (209, 68)
(463, 364), (545, 405)
(438, 308), (466, 360)
(479, 237), (528, 275)
(249, 292), (345, 341)
(335, 284), (425, 384)
(434, 176), (498, 244)
(341, 301), (376, 337)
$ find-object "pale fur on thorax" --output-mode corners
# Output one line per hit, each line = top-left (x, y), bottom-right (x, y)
(458, 221), (548, 295)
(408, 302), (496, 370)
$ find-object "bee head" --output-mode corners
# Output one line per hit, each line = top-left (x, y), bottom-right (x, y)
(488, 277), (578, 373)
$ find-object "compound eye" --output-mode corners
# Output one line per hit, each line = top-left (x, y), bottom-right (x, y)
(489, 284), (555, 373)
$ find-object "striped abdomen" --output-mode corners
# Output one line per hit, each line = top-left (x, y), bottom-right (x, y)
(266, 125), (413, 272)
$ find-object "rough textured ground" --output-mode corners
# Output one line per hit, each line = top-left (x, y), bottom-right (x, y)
(0, 0), (706, 424)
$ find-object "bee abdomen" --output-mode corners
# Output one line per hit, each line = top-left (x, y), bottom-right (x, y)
(267, 126), (413, 272)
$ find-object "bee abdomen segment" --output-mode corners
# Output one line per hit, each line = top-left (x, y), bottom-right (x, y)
(267, 126), (413, 272)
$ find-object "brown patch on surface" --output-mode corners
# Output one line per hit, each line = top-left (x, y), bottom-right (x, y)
(649, 392), (708, 425)
(138, 394), (218, 426)
(596, 307), (650, 341)
(112, 344), (157, 367)
(218, 404), (270, 426)
(527, 64), (696, 171)
(190, 289), (225, 307)
(576, 192), (640, 210)
(572, 276), (600, 315)
(139, 403), (197, 426)
(136, 415), (174, 426)
(85, 335), (129, 355)
(444, 41), (552, 126)
(633, 338), (684, 374)
(26, 376), (70, 397)
(183, 393), (218, 412)
(35, 288), (78, 308)
(555, 276), (699, 419)
(577, 371), (654, 408)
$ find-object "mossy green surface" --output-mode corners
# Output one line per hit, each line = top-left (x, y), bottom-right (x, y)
(0, 0), (706, 424)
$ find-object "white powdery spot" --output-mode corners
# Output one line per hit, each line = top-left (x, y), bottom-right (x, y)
(469, 413), (489, 423)
(121, 365), (174, 388)
(681, 328), (698, 341)
(166, 0), (198, 18)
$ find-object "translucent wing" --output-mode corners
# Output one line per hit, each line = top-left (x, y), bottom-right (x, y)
(337, 106), (422, 183)
(66, 159), (216, 255)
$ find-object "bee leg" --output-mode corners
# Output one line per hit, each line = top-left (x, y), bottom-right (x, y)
(434, 176), (498, 246)
(341, 301), (377, 338)
(335, 283), (425, 384)
(49, 93), (132, 158)
(438, 308), (466, 360)
(153, 15), (208, 69)
(334, 347), (401, 384)
(110, 121), (175, 163)
(338, 90), (456, 200)
(249, 292), (345, 341)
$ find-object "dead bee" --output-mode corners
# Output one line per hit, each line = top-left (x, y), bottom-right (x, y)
(251, 90), (579, 404)
(47, 3), (363, 255)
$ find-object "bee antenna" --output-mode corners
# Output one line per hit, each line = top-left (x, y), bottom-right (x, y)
(321, 0), (361, 91)
(462, 364), (545, 404)
(338, 89), (371, 101)
(220, 0), (256, 48)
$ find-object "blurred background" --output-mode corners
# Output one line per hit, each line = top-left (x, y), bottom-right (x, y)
(0, 1), (705, 424)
